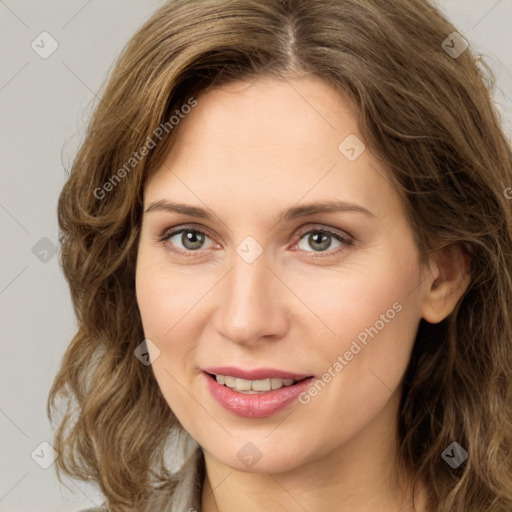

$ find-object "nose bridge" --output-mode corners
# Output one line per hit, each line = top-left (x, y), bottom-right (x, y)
(215, 245), (286, 345)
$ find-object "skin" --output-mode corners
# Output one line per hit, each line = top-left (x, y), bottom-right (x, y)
(135, 75), (469, 512)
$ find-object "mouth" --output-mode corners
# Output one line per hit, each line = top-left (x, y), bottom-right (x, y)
(204, 371), (311, 394)
(201, 368), (317, 418)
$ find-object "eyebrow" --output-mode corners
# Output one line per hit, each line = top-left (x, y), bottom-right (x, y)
(144, 199), (375, 223)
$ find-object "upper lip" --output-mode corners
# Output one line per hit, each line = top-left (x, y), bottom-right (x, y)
(202, 366), (314, 381)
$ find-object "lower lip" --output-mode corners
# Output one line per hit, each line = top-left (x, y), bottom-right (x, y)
(203, 372), (315, 418)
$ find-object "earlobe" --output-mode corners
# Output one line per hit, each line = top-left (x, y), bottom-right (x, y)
(421, 244), (471, 324)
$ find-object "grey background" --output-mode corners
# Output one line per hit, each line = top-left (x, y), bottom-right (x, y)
(0, 1), (511, 510)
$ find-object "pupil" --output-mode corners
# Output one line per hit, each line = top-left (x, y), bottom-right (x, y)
(310, 232), (330, 251)
(184, 231), (204, 249)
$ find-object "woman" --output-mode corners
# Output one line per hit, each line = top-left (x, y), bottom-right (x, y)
(47, 0), (512, 511)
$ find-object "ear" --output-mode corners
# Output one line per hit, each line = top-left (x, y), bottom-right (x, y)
(421, 244), (471, 324)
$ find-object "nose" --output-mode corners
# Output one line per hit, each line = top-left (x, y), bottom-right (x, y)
(213, 250), (289, 348)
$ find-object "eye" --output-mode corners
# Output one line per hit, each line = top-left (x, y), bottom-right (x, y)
(158, 224), (354, 258)
(294, 227), (353, 256)
(159, 226), (216, 257)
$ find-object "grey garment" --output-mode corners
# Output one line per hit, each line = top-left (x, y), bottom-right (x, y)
(78, 447), (205, 512)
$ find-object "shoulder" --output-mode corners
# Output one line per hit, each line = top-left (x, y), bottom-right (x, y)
(77, 504), (110, 512)
(146, 446), (205, 511)
(78, 447), (205, 512)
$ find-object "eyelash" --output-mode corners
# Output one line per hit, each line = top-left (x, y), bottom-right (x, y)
(158, 224), (354, 259)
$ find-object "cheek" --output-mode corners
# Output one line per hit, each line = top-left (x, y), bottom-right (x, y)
(135, 252), (210, 340)
(135, 252), (221, 393)
(293, 251), (422, 377)
(135, 256), (202, 412)
(289, 260), (421, 442)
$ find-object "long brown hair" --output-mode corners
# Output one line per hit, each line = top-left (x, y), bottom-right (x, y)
(47, 1), (512, 510)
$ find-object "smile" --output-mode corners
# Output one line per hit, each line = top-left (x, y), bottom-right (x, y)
(201, 367), (316, 418)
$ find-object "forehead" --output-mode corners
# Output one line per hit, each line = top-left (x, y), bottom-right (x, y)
(169, 75), (360, 156)
(144, 75), (401, 221)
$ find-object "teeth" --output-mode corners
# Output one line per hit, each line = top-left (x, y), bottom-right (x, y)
(252, 379), (271, 391)
(224, 376), (236, 388)
(215, 374), (297, 393)
(235, 378), (252, 391)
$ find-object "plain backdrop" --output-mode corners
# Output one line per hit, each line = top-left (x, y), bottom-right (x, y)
(0, 1), (511, 510)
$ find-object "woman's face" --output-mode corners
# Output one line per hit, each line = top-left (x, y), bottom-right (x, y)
(135, 75), (432, 473)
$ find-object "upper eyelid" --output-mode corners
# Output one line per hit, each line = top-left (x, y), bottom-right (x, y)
(160, 224), (216, 242)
